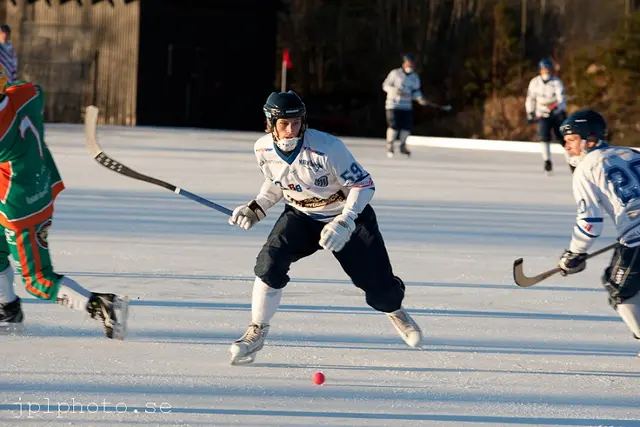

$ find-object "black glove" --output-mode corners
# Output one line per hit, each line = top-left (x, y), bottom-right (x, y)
(558, 250), (587, 276)
(527, 113), (536, 125)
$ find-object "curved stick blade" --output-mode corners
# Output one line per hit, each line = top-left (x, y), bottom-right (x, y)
(84, 105), (103, 158)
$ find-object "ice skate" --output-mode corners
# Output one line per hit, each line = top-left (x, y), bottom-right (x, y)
(544, 160), (553, 175)
(399, 145), (411, 158)
(0, 297), (24, 334)
(229, 323), (269, 365)
(86, 293), (130, 340)
(386, 143), (394, 159)
(387, 307), (422, 347)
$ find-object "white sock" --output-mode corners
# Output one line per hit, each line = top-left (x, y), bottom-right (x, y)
(617, 292), (640, 338)
(55, 277), (91, 311)
(0, 266), (16, 304)
(399, 130), (410, 147)
(251, 277), (282, 326)
(386, 128), (399, 144)
(541, 141), (551, 161)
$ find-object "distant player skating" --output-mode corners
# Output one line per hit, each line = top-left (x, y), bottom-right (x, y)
(525, 58), (570, 174)
(382, 53), (451, 158)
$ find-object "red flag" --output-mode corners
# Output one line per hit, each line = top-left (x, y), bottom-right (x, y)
(282, 49), (293, 69)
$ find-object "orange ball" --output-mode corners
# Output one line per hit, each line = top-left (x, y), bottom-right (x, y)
(312, 372), (325, 385)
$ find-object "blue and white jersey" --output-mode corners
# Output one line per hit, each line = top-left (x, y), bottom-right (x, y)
(525, 75), (565, 118)
(253, 129), (375, 222)
(569, 146), (640, 253)
(382, 68), (424, 111)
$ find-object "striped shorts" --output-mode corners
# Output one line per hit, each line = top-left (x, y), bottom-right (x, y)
(0, 218), (63, 300)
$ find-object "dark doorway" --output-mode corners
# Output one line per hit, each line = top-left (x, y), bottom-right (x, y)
(136, 0), (277, 131)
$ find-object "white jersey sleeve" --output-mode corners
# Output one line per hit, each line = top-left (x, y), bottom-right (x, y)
(254, 178), (283, 211)
(324, 138), (375, 220)
(569, 165), (604, 253)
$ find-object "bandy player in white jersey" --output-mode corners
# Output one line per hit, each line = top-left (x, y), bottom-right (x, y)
(557, 110), (640, 352)
(227, 90), (422, 364)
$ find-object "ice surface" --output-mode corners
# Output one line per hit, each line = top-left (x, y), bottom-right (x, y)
(0, 125), (637, 426)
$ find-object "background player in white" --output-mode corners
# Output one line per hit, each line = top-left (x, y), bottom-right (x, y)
(558, 110), (640, 353)
(381, 54), (429, 158)
(227, 91), (422, 364)
(525, 58), (569, 173)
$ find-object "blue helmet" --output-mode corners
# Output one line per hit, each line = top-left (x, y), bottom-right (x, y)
(560, 110), (607, 142)
(539, 58), (553, 70)
(263, 90), (307, 133)
(402, 53), (415, 63)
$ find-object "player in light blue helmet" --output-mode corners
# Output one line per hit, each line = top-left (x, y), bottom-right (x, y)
(525, 58), (569, 173)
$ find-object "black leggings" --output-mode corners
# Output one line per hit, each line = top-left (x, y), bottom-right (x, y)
(254, 204), (405, 313)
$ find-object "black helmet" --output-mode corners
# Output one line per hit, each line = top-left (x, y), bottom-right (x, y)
(560, 110), (607, 142)
(0, 25), (10, 36)
(263, 90), (307, 129)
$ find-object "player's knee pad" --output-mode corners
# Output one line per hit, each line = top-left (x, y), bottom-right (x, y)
(254, 249), (290, 290)
(386, 128), (399, 143)
(364, 276), (405, 313)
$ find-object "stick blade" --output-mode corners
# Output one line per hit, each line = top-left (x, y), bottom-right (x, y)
(513, 258), (537, 287)
(84, 105), (103, 158)
(513, 258), (562, 287)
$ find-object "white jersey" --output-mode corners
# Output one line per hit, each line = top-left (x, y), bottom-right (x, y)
(382, 68), (424, 111)
(253, 129), (375, 222)
(569, 145), (640, 253)
(525, 75), (566, 118)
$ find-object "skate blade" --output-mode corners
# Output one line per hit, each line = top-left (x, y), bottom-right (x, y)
(111, 296), (130, 340)
(230, 353), (257, 366)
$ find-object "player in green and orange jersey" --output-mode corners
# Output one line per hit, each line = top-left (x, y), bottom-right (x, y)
(0, 64), (128, 339)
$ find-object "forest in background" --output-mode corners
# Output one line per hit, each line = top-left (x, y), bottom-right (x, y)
(277, 0), (640, 145)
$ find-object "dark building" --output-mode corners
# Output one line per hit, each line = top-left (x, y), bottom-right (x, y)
(4, 0), (277, 131)
(137, 0), (277, 130)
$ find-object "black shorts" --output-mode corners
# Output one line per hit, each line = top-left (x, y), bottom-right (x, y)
(386, 109), (413, 132)
(254, 204), (405, 313)
(537, 111), (566, 143)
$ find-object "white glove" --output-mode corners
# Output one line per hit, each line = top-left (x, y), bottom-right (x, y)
(417, 97), (428, 106)
(229, 200), (266, 230)
(319, 214), (356, 252)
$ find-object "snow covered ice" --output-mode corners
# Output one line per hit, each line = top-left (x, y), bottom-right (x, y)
(0, 124), (638, 426)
